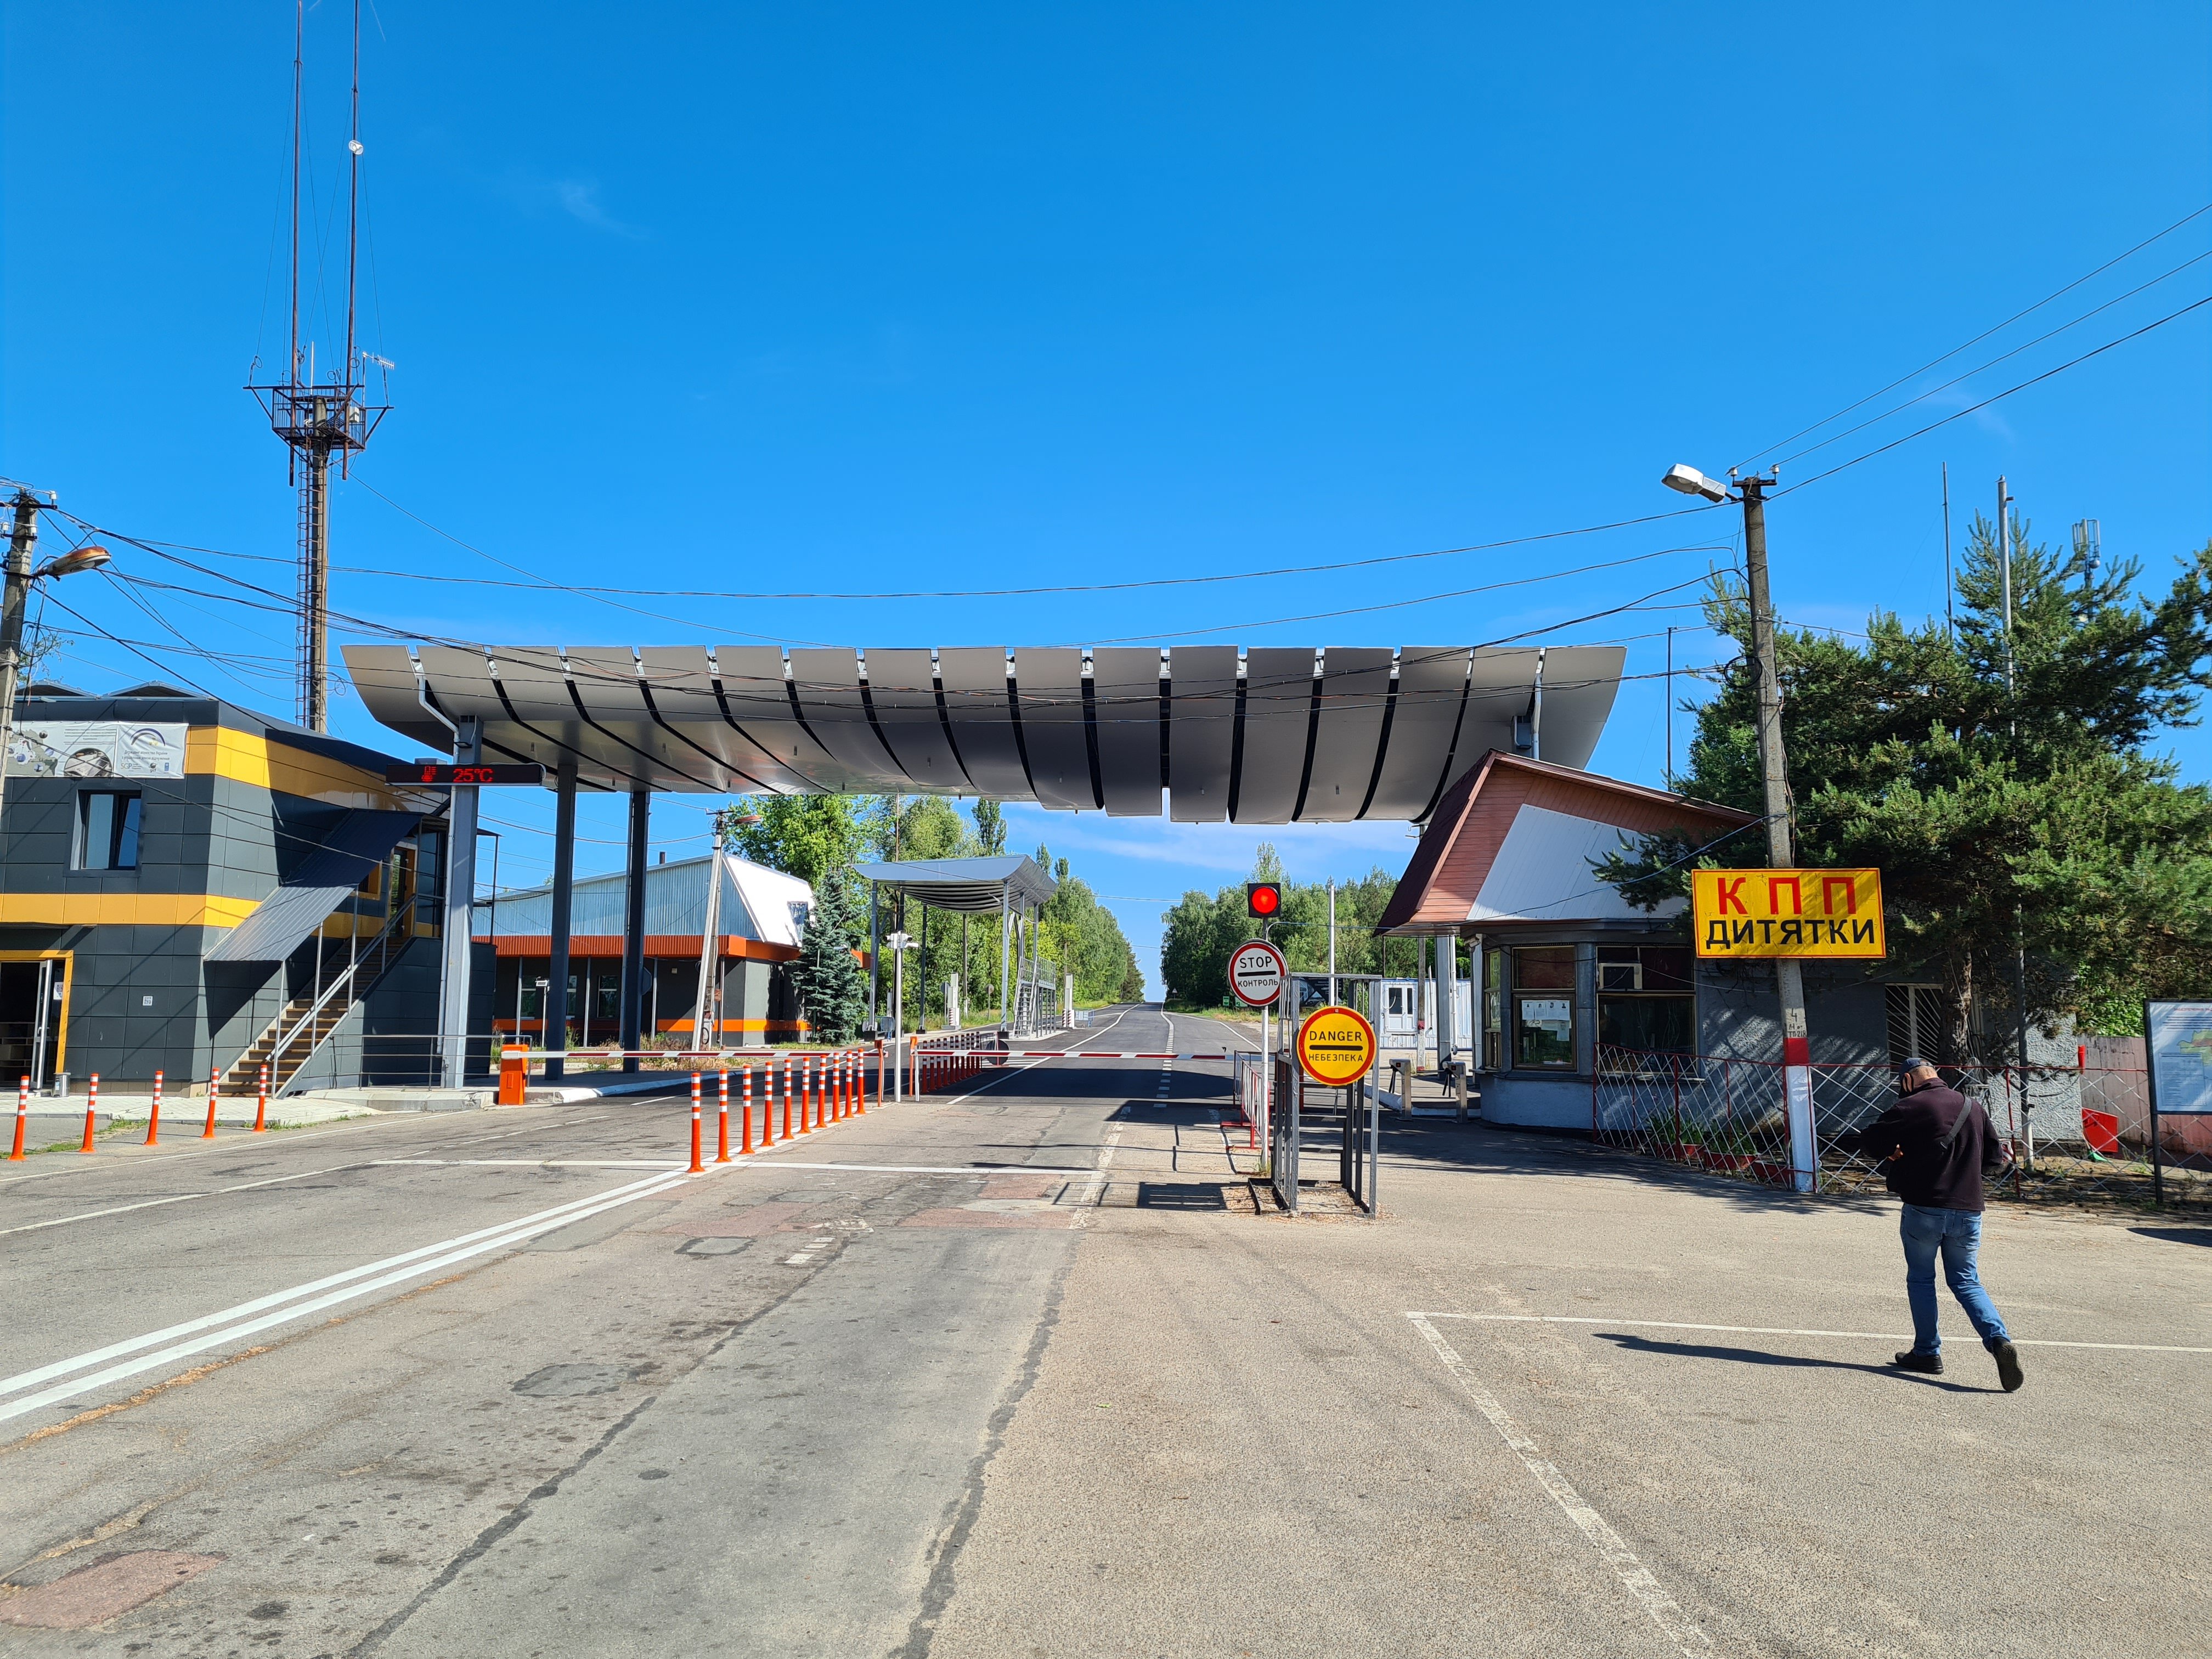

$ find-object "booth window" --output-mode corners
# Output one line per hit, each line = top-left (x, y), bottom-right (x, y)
(1511, 946), (1576, 1069)
(76, 791), (142, 871)
(1595, 945), (1695, 1054)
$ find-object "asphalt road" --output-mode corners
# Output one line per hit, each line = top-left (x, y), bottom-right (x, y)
(2, 1005), (2205, 1657)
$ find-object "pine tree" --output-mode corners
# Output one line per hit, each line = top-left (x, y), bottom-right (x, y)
(1598, 522), (2212, 1051)
(793, 865), (868, 1043)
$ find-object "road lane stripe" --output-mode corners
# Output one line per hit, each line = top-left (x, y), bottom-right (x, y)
(373, 1159), (686, 1169)
(733, 1161), (1101, 1176)
(0, 1168), (704, 1425)
(1407, 1313), (1714, 1657)
(0, 1167), (691, 1406)
(0, 1161), (384, 1238)
(1413, 1311), (2212, 1355)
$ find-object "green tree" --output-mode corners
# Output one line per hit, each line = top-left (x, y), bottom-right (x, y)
(1598, 520), (2212, 1051)
(972, 798), (1008, 855)
(793, 865), (868, 1042)
(730, 795), (866, 888)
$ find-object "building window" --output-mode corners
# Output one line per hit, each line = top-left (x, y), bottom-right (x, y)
(1512, 946), (1576, 1069)
(1885, 984), (1949, 1063)
(76, 792), (142, 871)
(1595, 945), (1695, 1054)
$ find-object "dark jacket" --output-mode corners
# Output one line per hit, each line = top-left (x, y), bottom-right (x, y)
(1846, 1080), (2007, 1213)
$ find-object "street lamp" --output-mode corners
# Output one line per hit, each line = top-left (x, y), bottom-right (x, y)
(0, 487), (113, 833)
(1661, 460), (1815, 1192)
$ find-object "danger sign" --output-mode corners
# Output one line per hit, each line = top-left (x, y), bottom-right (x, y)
(1295, 1005), (1376, 1088)
(1228, 940), (1286, 1008)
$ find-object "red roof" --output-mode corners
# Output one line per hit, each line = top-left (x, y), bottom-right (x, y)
(1375, 751), (1756, 934)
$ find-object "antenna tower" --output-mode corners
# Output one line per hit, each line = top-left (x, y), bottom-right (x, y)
(247, 0), (387, 732)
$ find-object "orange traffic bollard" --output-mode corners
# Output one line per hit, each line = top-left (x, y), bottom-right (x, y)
(498, 1044), (529, 1105)
(856, 1048), (867, 1114)
(798, 1057), (812, 1135)
(689, 1073), (705, 1173)
(741, 1064), (754, 1155)
(144, 1070), (163, 1147)
(203, 1065), (219, 1139)
(9, 1074), (26, 1161)
(254, 1063), (269, 1133)
(716, 1069), (731, 1164)
(831, 1055), (843, 1120)
(781, 1056), (793, 1142)
(761, 1059), (777, 1147)
(80, 1074), (99, 1154)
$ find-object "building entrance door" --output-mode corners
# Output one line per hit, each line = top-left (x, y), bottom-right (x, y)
(0, 957), (66, 1091)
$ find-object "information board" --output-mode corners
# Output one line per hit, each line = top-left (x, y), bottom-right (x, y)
(2147, 1000), (2212, 1115)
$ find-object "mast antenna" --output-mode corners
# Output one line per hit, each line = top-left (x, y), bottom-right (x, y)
(249, 0), (387, 733)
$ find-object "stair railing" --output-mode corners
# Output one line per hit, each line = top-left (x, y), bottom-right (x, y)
(267, 903), (417, 1095)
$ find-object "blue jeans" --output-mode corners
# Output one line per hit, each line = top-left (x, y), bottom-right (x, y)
(1899, 1204), (2010, 1355)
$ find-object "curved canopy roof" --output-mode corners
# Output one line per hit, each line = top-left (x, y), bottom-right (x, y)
(341, 642), (1624, 825)
(853, 854), (1058, 913)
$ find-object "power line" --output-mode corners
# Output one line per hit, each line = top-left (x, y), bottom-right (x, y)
(1736, 201), (2212, 470)
(348, 476), (1724, 602)
(1770, 249), (2210, 471)
(1781, 294), (2212, 495)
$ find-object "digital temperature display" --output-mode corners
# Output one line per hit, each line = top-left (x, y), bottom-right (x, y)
(385, 763), (548, 786)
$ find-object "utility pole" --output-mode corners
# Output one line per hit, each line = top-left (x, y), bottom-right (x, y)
(1668, 460), (1816, 1189)
(0, 489), (110, 837)
(1664, 624), (1675, 783)
(1999, 479), (2034, 1165)
(1941, 463), (1954, 641)
(0, 493), (42, 835)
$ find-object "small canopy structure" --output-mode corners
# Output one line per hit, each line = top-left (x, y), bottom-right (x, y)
(854, 855), (1060, 1034)
(851, 854), (1057, 913)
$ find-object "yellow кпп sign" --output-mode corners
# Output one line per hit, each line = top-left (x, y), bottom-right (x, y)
(1692, 867), (1886, 959)
(1295, 1005), (1378, 1087)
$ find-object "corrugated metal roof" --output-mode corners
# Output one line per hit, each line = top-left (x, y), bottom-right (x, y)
(205, 808), (421, 963)
(852, 854), (1057, 912)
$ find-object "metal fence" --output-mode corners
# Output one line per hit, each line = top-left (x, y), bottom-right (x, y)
(1592, 1045), (2211, 1210)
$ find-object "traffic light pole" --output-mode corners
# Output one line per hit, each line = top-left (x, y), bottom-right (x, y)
(1740, 475), (1816, 1192)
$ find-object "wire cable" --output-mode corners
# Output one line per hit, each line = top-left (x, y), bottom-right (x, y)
(1736, 201), (2211, 470)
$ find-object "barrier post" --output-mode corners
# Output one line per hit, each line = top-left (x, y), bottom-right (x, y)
(9, 1074), (26, 1160)
(144, 1070), (163, 1146)
(203, 1065), (219, 1139)
(799, 1056), (813, 1134)
(875, 1037), (885, 1108)
(856, 1048), (867, 1114)
(498, 1044), (529, 1106)
(254, 1063), (269, 1133)
(716, 1069), (731, 1163)
(781, 1056), (793, 1141)
(81, 1074), (99, 1153)
(836, 1054), (848, 1119)
(741, 1064), (754, 1155)
(689, 1073), (705, 1173)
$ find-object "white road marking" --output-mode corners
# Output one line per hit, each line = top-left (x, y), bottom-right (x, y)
(1414, 1311), (2212, 1356)
(1407, 1313), (1714, 1657)
(373, 1159), (684, 1169)
(2, 1161), (398, 1238)
(0, 1166), (703, 1424)
(785, 1254), (814, 1265)
(735, 1160), (1101, 1176)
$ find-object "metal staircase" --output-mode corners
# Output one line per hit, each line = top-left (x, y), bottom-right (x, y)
(220, 906), (418, 1098)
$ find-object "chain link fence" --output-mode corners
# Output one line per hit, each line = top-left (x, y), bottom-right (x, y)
(1592, 1045), (2211, 1211)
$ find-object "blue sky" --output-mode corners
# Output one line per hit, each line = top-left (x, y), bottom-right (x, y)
(4, 2), (2207, 991)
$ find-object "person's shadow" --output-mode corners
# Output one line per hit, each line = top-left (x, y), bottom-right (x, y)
(1595, 1331), (1987, 1392)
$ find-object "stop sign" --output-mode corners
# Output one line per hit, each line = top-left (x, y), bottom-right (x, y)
(1228, 939), (1287, 1008)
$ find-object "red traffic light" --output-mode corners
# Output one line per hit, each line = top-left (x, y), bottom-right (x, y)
(1246, 882), (1282, 918)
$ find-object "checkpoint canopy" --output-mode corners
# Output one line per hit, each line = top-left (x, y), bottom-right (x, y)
(851, 855), (1057, 913)
(341, 643), (1626, 822)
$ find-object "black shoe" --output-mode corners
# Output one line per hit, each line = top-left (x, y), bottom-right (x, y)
(1988, 1338), (2024, 1392)
(1890, 1349), (1944, 1374)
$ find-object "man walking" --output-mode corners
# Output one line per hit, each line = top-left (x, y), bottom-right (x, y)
(1849, 1057), (2024, 1391)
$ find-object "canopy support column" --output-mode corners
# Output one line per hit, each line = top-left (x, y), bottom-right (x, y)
(544, 755), (577, 1081)
(437, 716), (481, 1088)
(619, 785), (650, 1074)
